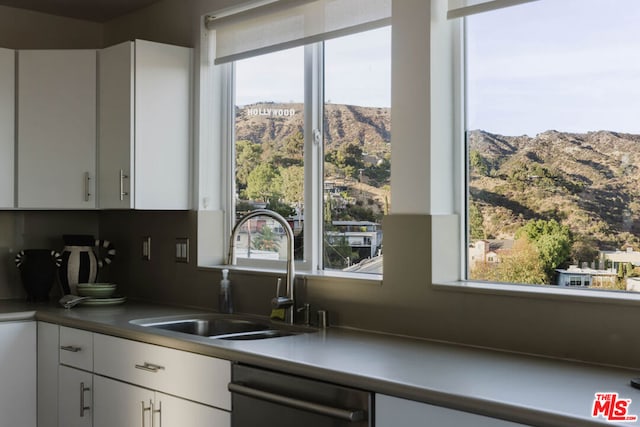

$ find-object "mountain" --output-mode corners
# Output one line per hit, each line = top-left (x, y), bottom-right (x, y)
(468, 129), (640, 251)
(235, 102), (391, 160)
(234, 102), (391, 219)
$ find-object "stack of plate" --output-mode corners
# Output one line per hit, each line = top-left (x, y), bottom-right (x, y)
(76, 283), (126, 306)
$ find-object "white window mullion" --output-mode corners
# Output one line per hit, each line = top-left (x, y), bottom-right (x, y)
(304, 42), (324, 272)
(222, 62), (236, 260)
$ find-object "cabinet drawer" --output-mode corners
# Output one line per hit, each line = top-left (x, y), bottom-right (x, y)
(93, 333), (231, 410)
(59, 327), (93, 371)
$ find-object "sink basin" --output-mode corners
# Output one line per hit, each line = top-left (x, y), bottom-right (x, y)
(130, 313), (314, 340)
(138, 317), (269, 337)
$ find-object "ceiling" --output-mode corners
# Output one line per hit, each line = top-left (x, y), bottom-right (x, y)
(0, 0), (164, 22)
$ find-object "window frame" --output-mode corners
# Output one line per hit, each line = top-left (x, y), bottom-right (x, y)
(429, 2), (640, 308)
(220, 36), (385, 281)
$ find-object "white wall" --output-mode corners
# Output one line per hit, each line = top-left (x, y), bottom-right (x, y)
(0, 5), (101, 49)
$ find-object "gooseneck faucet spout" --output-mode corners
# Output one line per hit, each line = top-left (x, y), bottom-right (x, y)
(227, 209), (296, 324)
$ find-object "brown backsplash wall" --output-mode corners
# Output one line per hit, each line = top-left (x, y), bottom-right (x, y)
(97, 210), (281, 315)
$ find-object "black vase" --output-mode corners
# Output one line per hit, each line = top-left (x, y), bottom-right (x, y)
(15, 249), (62, 302)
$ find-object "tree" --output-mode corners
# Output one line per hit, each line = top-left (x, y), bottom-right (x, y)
(324, 236), (358, 269)
(364, 157), (391, 186)
(330, 142), (365, 178)
(570, 237), (599, 265)
(469, 202), (485, 240)
(516, 218), (572, 280)
(245, 164), (282, 202)
(266, 198), (295, 218)
(279, 166), (304, 206)
(469, 149), (489, 176)
(471, 239), (547, 284)
(253, 226), (280, 252)
(235, 140), (263, 189)
(284, 131), (304, 160)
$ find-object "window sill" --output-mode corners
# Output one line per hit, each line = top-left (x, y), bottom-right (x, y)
(199, 264), (382, 286)
(433, 280), (640, 306)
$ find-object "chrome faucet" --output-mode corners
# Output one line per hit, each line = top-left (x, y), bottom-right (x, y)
(227, 209), (296, 324)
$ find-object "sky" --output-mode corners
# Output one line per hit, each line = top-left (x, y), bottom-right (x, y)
(466, 0), (640, 136)
(234, 26), (391, 108)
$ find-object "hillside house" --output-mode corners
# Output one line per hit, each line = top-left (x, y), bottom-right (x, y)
(599, 248), (640, 270)
(468, 239), (514, 268)
(555, 265), (617, 288)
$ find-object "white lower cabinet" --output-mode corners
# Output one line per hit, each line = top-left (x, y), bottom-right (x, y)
(0, 321), (36, 427)
(93, 372), (230, 427)
(37, 324), (232, 427)
(376, 394), (530, 427)
(38, 322), (60, 427)
(59, 365), (93, 427)
(93, 333), (231, 411)
(93, 375), (154, 427)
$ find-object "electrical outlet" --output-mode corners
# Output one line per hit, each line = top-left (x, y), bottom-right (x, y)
(142, 236), (151, 261)
(175, 238), (189, 263)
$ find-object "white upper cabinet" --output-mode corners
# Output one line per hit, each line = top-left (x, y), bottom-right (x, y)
(98, 40), (192, 209)
(17, 49), (97, 209)
(0, 48), (14, 208)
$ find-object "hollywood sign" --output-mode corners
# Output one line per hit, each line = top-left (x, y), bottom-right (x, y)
(246, 107), (296, 117)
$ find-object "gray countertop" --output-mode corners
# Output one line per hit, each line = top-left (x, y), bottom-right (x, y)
(3, 299), (639, 427)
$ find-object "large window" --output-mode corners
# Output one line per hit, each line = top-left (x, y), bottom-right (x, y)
(466, 0), (640, 291)
(232, 27), (391, 275)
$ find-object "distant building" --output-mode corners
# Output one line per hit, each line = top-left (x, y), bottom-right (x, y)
(468, 239), (514, 268)
(599, 248), (640, 270)
(326, 220), (382, 261)
(626, 277), (640, 292)
(555, 265), (617, 287)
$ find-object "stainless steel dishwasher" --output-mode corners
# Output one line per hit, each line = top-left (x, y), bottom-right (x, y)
(229, 364), (373, 426)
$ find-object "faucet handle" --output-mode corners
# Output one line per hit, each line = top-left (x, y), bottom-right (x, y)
(275, 277), (283, 297)
(296, 303), (310, 326)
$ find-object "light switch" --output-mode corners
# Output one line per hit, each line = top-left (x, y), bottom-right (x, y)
(142, 236), (151, 261)
(175, 238), (189, 263)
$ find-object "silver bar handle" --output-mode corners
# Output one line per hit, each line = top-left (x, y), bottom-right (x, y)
(152, 400), (162, 427)
(135, 362), (165, 373)
(228, 382), (366, 422)
(80, 382), (90, 417)
(119, 169), (129, 201)
(141, 401), (152, 427)
(84, 172), (91, 202)
(60, 345), (82, 353)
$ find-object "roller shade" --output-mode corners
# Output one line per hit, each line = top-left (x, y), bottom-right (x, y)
(447, 0), (539, 19)
(207, 0), (391, 64)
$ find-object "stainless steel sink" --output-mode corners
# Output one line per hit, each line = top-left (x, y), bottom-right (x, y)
(130, 313), (314, 340)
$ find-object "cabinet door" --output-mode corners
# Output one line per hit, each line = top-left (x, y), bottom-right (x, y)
(17, 49), (96, 208)
(59, 366), (92, 427)
(134, 40), (191, 209)
(376, 395), (530, 427)
(0, 321), (36, 427)
(156, 392), (230, 427)
(98, 41), (134, 209)
(38, 322), (59, 427)
(93, 375), (154, 427)
(0, 48), (14, 208)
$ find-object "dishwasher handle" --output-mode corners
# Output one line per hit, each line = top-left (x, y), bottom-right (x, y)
(228, 382), (367, 422)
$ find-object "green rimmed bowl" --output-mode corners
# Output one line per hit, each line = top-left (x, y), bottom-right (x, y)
(76, 283), (117, 298)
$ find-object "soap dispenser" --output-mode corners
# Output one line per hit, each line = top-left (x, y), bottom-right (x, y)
(219, 269), (233, 313)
